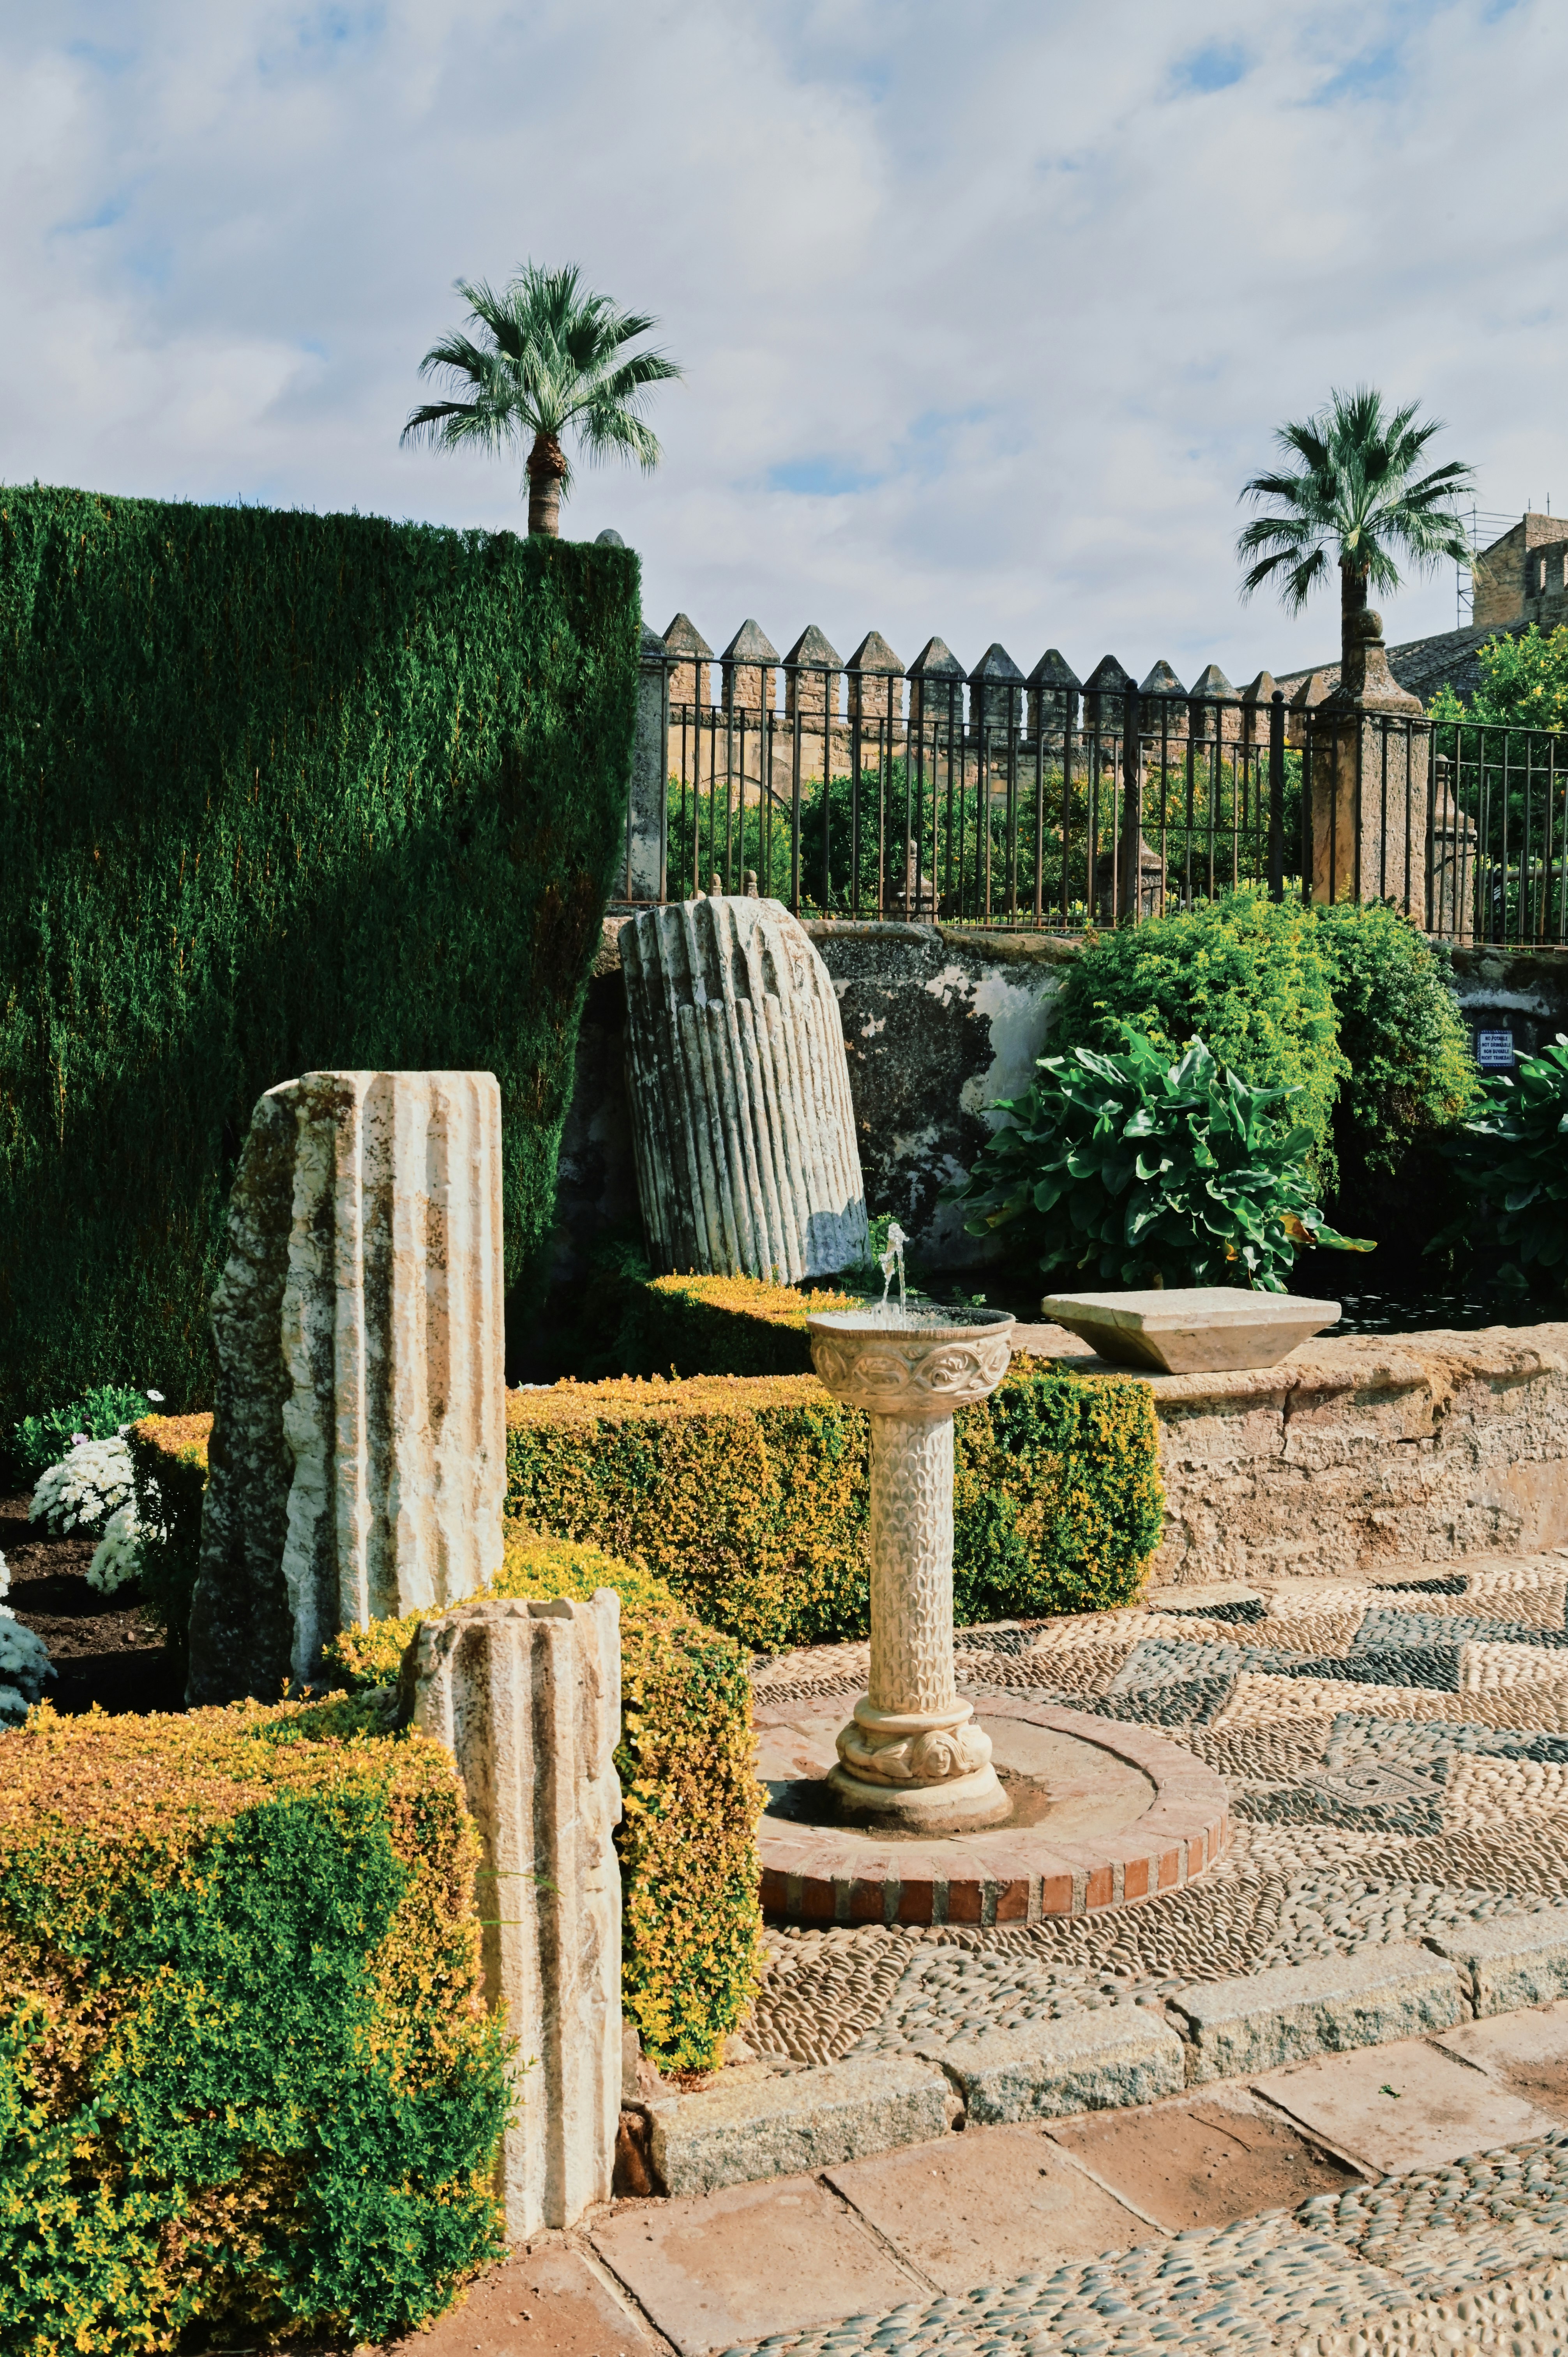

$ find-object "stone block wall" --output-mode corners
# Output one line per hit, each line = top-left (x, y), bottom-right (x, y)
(1013, 1322), (1568, 1585)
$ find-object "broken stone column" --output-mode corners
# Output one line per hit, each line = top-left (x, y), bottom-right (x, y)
(187, 1070), (507, 1705)
(621, 895), (868, 1282)
(408, 1594), (623, 2241)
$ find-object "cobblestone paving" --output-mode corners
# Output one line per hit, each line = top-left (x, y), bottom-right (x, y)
(748, 1552), (1568, 2072)
(730, 1554), (1568, 2352)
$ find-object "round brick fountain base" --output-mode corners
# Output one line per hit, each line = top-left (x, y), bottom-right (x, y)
(754, 1698), (1230, 1929)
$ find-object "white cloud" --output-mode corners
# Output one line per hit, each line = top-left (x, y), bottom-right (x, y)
(3, 0), (1565, 689)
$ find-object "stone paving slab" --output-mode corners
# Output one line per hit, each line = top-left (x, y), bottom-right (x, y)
(823, 2125), (1146, 2293)
(1434, 1999), (1568, 2117)
(1252, 2036), (1562, 2179)
(1044, 2086), (1358, 2233)
(590, 2176), (921, 2356)
(381, 2242), (667, 2356)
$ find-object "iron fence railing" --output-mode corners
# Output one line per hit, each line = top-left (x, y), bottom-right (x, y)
(650, 655), (1292, 928)
(623, 640), (1568, 947)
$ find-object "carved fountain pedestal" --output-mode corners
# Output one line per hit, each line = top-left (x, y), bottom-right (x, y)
(807, 1306), (1017, 1830)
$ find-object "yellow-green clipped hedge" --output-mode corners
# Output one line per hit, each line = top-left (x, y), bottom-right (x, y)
(0, 1697), (507, 2356)
(328, 1531), (762, 2075)
(127, 1426), (764, 2070)
(586, 1262), (859, 1378)
(506, 1358), (1163, 1650)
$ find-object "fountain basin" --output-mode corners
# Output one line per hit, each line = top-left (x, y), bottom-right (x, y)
(756, 1696), (1230, 1926)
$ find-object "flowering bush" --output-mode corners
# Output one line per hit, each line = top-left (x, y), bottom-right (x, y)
(87, 1500), (147, 1594)
(29, 1432), (136, 1538)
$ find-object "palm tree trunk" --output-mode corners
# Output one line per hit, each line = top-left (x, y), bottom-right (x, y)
(526, 431), (567, 537)
(1340, 560), (1369, 677)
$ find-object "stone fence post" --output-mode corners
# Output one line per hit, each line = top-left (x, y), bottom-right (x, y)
(408, 1594), (623, 2241)
(622, 622), (672, 904)
(1308, 610), (1431, 919)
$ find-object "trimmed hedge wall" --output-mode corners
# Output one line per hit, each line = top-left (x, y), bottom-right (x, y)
(507, 1360), (1163, 1649)
(133, 1350), (1163, 1663)
(329, 1531), (762, 2075)
(0, 488), (640, 1427)
(579, 1257), (858, 1379)
(0, 1696), (507, 2355)
(127, 1424), (760, 2073)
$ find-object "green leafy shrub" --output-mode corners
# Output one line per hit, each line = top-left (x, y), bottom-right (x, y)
(1431, 623), (1568, 731)
(0, 487), (640, 1429)
(328, 1530), (762, 2075)
(1049, 890), (1347, 1186)
(0, 1696), (508, 2355)
(7, 1385), (155, 1487)
(1437, 1033), (1568, 1290)
(505, 1360), (1162, 1646)
(949, 1029), (1371, 1293)
(1309, 903), (1478, 1252)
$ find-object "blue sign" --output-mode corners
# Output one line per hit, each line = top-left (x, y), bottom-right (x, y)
(1477, 1030), (1515, 1070)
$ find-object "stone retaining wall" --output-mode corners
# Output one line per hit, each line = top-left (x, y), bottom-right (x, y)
(1012, 1322), (1568, 1585)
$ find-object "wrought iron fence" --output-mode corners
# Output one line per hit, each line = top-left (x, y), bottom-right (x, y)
(624, 636), (1568, 947)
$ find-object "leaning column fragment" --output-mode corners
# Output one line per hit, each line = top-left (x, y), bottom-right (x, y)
(186, 1070), (506, 1704)
(621, 894), (868, 1281)
(408, 1594), (623, 2240)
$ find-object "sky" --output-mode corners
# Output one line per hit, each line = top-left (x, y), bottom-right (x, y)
(3, 0), (1565, 688)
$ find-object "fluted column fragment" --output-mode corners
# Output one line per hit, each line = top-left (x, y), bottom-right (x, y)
(621, 895), (867, 1281)
(187, 1069), (506, 1703)
(408, 1594), (623, 2241)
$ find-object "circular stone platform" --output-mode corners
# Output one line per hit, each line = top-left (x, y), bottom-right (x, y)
(754, 1696), (1229, 1929)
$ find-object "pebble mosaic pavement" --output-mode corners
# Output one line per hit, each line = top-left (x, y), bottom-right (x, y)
(725, 1551), (1568, 2353)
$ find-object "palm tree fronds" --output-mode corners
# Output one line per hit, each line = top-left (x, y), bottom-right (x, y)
(402, 260), (682, 524)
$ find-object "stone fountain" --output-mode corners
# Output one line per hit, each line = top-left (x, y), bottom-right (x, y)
(807, 1237), (1017, 1830)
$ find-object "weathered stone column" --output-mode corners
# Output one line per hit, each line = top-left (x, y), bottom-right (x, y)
(622, 895), (868, 1282)
(408, 1594), (622, 2241)
(187, 1070), (506, 1704)
(1309, 610), (1432, 918)
(807, 1308), (1015, 1828)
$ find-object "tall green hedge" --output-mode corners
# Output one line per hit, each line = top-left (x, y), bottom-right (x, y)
(0, 488), (640, 1424)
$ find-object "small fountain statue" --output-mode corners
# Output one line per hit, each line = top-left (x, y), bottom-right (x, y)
(808, 1258), (1016, 1829)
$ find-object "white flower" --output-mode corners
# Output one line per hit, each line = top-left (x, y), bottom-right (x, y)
(30, 1433), (136, 1539)
(146, 1389), (164, 1404)
(87, 1501), (144, 1594)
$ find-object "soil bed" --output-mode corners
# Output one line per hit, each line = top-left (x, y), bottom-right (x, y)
(2, 1490), (182, 1715)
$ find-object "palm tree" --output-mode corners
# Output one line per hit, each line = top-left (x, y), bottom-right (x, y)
(401, 263), (682, 536)
(1236, 387), (1474, 670)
